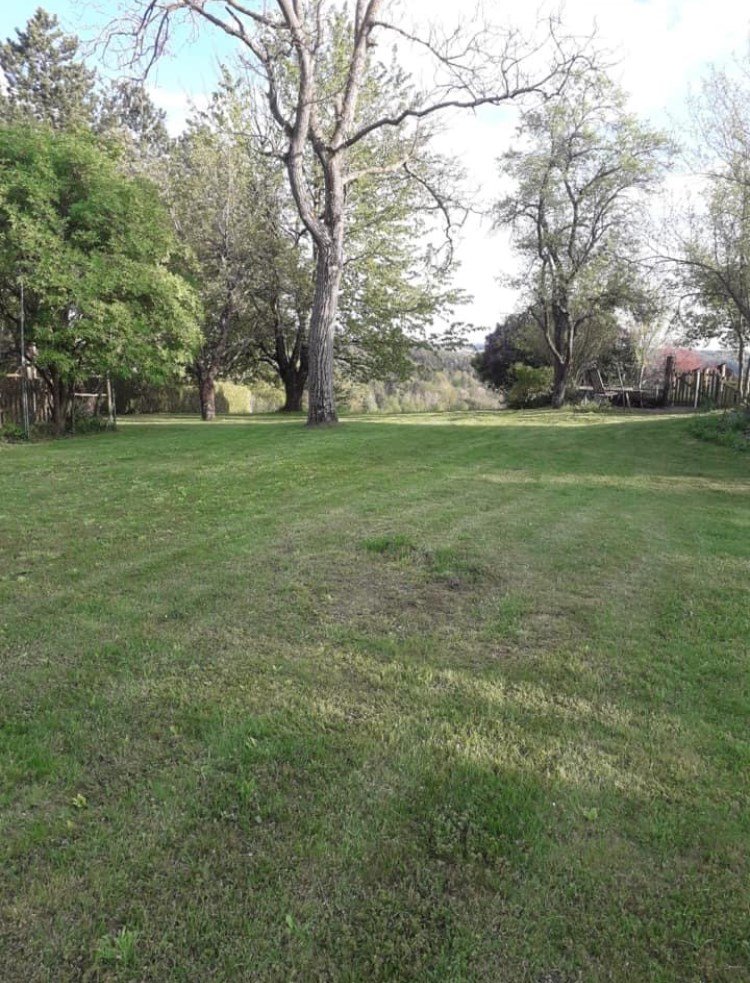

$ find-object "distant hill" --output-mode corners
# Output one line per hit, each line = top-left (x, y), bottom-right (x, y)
(343, 346), (501, 413)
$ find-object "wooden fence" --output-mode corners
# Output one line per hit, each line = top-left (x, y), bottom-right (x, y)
(663, 357), (742, 409)
(0, 376), (51, 427)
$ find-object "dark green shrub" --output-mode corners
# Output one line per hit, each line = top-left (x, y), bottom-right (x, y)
(0, 422), (27, 442)
(506, 363), (553, 409)
(691, 408), (750, 452)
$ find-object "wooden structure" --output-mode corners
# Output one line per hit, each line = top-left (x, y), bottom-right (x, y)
(0, 374), (50, 427)
(662, 357), (741, 409)
(1, 373), (115, 429)
(580, 367), (662, 407)
(577, 358), (743, 410)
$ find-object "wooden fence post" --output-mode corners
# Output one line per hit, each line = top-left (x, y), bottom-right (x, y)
(662, 355), (676, 406)
(715, 364), (724, 405)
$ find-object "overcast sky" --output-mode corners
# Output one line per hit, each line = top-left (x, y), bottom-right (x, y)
(2, 1), (750, 337)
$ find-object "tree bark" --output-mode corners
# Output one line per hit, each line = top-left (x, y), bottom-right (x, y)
(306, 244), (342, 425)
(545, 305), (573, 410)
(199, 373), (217, 421)
(49, 367), (71, 435)
(551, 359), (569, 409)
(271, 305), (308, 412)
(280, 368), (307, 412)
(738, 335), (747, 400)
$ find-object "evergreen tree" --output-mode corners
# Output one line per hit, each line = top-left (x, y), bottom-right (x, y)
(0, 9), (170, 175)
(0, 8), (97, 130)
(100, 78), (172, 170)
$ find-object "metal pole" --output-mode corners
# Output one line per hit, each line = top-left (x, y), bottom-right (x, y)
(19, 278), (30, 439)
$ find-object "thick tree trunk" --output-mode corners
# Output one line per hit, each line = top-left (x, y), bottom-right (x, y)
(307, 246), (342, 426)
(199, 374), (216, 421)
(738, 336), (748, 401)
(543, 303), (573, 410)
(551, 359), (569, 409)
(49, 368), (71, 435)
(281, 369), (307, 412)
(273, 314), (308, 413)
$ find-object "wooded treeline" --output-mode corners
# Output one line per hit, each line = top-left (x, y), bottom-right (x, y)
(0, 4), (748, 434)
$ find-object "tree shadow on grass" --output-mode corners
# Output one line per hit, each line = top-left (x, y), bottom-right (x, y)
(2, 410), (748, 980)
(3, 644), (748, 981)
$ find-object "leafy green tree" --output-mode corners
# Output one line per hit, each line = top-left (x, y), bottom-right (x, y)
(677, 251), (750, 397)
(496, 68), (669, 407)
(0, 126), (200, 432)
(168, 74), (313, 417)
(0, 8), (97, 130)
(506, 363), (554, 409)
(100, 78), (172, 171)
(593, 325), (639, 387)
(338, 141), (466, 382)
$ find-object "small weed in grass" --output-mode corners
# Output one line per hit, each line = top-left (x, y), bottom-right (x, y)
(94, 927), (138, 968)
(424, 546), (486, 586)
(419, 763), (548, 866)
(484, 593), (527, 641)
(361, 533), (417, 558)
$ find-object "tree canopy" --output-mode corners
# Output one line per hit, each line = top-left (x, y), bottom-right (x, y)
(496, 68), (670, 406)
(0, 7), (97, 130)
(114, 0), (588, 424)
(0, 126), (200, 431)
(666, 58), (750, 397)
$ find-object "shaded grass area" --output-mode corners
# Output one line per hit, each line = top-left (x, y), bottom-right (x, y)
(1, 410), (749, 980)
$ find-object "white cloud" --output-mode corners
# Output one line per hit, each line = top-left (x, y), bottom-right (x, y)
(146, 85), (209, 136)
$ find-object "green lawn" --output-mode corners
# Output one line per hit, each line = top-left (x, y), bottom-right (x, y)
(1, 411), (748, 981)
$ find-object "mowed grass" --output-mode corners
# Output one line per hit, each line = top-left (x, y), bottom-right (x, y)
(1, 410), (749, 981)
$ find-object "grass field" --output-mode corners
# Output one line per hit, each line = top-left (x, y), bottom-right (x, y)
(1, 410), (749, 981)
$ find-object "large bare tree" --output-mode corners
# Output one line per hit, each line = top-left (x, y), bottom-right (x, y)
(496, 67), (669, 407)
(111, 0), (586, 424)
(661, 57), (750, 398)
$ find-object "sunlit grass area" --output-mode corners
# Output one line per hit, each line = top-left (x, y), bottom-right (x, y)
(1, 411), (749, 980)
